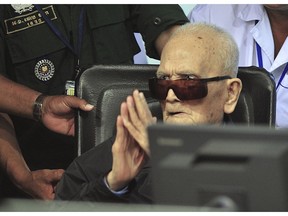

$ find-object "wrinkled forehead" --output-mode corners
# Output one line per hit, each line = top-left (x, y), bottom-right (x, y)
(157, 35), (224, 78)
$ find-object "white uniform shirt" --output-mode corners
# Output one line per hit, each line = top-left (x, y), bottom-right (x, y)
(188, 4), (288, 128)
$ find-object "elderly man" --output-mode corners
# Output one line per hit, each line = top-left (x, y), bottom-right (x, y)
(55, 23), (242, 202)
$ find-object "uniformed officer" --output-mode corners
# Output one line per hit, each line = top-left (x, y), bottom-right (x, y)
(0, 4), (189, 199)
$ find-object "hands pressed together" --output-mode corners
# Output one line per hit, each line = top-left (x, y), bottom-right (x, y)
(107, 90), (157, 191)
(41, 90), (156, 194)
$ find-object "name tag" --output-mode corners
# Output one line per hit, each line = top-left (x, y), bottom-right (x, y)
(65, 80), (75, 96)
(5, 5), (57, 34)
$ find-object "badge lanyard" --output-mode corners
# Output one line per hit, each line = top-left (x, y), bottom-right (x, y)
(255, 20), (288, 90)
(34, 5), (85, 80)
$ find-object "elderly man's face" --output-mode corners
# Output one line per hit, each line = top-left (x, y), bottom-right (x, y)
(158, 35), (230, 125)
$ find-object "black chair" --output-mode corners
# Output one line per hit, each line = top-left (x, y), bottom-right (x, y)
(76, 65), (276, 155)
(230, 66), (276, 126)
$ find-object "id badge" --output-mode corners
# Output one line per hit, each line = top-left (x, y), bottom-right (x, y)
(65, 80), (75, 96)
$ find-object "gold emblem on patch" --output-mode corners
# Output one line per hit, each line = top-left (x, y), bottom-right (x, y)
(11, 4), (34, 14)
(34, 59), (55, 81)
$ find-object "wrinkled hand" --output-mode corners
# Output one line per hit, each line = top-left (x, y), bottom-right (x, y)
(107, 114), (146, 190)
(41, 95), (94, 136)
(121, 90), (157, 156)
(107, 90), (156, 190)
(19, 169), (64, 200)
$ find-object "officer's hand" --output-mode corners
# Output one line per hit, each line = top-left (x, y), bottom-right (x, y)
(41, 95), (94, 136)
(19, 169), (64, 200)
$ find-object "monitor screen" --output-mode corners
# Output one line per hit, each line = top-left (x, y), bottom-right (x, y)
(148, 124), (288, 211)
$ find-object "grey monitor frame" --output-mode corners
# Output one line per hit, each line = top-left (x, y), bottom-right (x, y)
(149, 124), (288, 211)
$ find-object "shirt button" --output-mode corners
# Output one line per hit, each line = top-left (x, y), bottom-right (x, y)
(154, 17), (162, 25)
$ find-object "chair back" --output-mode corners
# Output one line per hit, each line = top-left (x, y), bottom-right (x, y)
(76, 65), (276, 155)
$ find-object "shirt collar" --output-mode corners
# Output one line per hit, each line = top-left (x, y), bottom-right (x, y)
(237, 4), (266, 22)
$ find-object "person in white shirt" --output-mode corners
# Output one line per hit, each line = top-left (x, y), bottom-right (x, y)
(188, 4), (288, 128)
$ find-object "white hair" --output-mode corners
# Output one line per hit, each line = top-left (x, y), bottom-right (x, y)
(170, 23), (239, 77)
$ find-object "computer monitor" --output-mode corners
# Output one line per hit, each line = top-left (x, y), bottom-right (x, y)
(148, 124), (288, 211)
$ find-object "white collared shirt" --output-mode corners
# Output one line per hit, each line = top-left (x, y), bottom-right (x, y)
(188, 4), (288, 128)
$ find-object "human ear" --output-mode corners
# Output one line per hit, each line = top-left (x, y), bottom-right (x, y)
(224, 78), (242, 114)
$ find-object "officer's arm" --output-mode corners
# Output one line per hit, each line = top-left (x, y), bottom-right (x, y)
(0, 75), (40, 119)
(0, 113), (31, 190)
(0, 75), (93, 136)
(154, 25), (181, 56)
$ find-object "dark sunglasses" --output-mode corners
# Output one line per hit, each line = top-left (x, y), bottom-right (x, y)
(148, 75), (231, 100)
